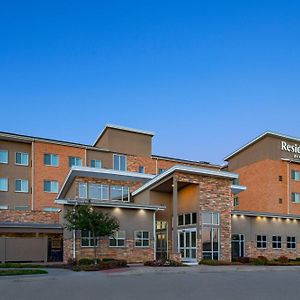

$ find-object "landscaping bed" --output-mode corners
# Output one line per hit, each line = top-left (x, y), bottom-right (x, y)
(72, 258), (128, 272)
(144, 259), (183, 267)
(0, 269), (48, 276)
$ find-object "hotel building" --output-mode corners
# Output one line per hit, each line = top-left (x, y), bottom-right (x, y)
(1, 126), (300, 263)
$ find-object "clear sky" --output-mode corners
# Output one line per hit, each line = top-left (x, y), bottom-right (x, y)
(1, 1), (300, 164)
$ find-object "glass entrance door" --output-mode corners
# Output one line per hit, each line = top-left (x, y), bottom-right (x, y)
(178, 229), (197, 262)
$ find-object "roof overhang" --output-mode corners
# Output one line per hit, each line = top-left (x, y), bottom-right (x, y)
(0, 222), (63, 229)
(231, 184), (247, 194)
(57, 166), (154, 199)
(232, 210), (300, 220)
(93, 124), (155, 147)
(132, 165), (239, 196)
(55, 199), (165, 211)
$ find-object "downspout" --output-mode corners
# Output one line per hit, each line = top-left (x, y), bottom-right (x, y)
(287, 160), (291, 215)
(84, 148), (87, 167)
(153, 209), (157, 261)
(31, 141), (35, 210)
(155, 158), (158, 175)
(72, 202), (78, 261)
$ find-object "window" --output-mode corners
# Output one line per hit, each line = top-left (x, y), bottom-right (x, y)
(256, 235), (267, 249)
(202, 227), (219, 260)
(15, 152), (29, 166)
(287, 236), (296, 249)
(0, 150), (8, 164)
(272, 235), (281, 249)
(78, 183), (87, 199)
(177, 213), (197, 226)
(202, 212), (219, 225)
(43, 207), (60, 212)
(292, 192), (300, 203)
(43, 180), (58, 193)
(0, 205), (8, 210)
(158, 168), (166, 174)
(138, 166), (145, 173)
(88, 184), (109, 200)
(113, 154), (126, 171)
(15, 206), (28, 211)
(15, 179), (29, 193)
(135, 231), (150, 247)
(69, 157), (82, 168)
(109, 231), (126, 247)
(278, 198), (283, 204)
(233, 197), (239, 206)
(90, 159), (101, 168)
(278, 175), (283, 182)
(292, 170), (300, 181)
(0, 178), (8, 192)
(111, 186), (129, 202)
(81, 230), (99, 247)
(44, 154), (58, 166)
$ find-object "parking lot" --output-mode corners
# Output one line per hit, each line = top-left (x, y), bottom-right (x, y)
(1, 265), (300, 300)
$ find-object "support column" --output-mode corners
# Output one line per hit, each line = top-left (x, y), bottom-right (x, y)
(172, 177), (178, 253)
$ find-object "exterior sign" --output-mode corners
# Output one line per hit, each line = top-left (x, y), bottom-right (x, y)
(281, 141), (300, 159)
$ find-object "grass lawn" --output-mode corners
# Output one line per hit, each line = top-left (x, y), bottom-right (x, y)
(0, 263), (45, 268)
(0, 269), (48, 276)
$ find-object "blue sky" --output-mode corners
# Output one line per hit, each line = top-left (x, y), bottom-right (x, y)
(1, 1), (300, 164)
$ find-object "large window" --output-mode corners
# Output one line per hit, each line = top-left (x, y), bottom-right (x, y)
(256, 235), (267, 249)
(109, 231), (126, 247)
(0, 178), (8, 192)
(111, 186), (129, 202)
(78, 183), (87, 198)
(90, 159), (101, 168)
(291, 170), (300, 181)
(44, 154), (58, 166)
(287, 236), (296, 249)
(134, 231), (150, 247)
(69, 157), (82, 168)
(202, 227), (219, 260)
(88, 184), (109, 200)
(43, 180), (58, 193)
(113, 154), (126, 171)
(202, 211), (219, 225)
(15, 179), (29, 193)
(292, 192), (300, 203)
(178, 213), (197, 226)
(0, 150), (8, 164)
(81, 230), (99, 247)
(272, 235), (281, 249)
(15, 152), (29, 166)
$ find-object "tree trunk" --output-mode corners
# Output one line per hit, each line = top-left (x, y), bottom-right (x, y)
(93, 231), (97, 265)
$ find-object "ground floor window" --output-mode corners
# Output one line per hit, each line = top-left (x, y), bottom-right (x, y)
(202, 227), (219, 260)
(287, 236), (296, 249)
(81, 230), (99, 247)
(256, 235), (267, 249)
(272, 235), (282, 249)
(109, 231), (126, 247)
(231, 234), (245, 258)
(156, 221), (168, 260)
(135, 231), (150, 247)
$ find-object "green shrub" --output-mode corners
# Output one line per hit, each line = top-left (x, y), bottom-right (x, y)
(102, 258), (115, 262)
(277, 256), (289, 264)
(295, 257), (300, 262)
(78, 258), (94, 265)
(232, 257), (250, 264)
(199, 259), (231, 266)
(252, 256), (268, 265)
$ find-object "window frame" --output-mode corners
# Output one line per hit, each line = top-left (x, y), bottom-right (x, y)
(15, 179), (29, 193)
(287, 236), (296, 250)
(272, 235), (282, 249)
(0, 149), (8, 164)
(43, 153), (59, 167)
(81, 230), (99, 248)
(134, 231), (150, 248)
(138, 166), (145, 173)
(177, 212), (197, 226)
(109, 230), (126, 248)
(292, 192), (300, 203)
(113, 154), (127, 171)
(202, 211), (220, 226)
(68, 156), (82, 168)
(256, 235), (267, 249)
(43, 180), (59, 193)
(110, 185), (130, 202)
(0, 178), (8, 192)
(15, 152), (29, 166)
(291, 170), (300, 181)
(88, 183), (109, 200)
(78, 182), (88, 199)
(90, 159), (102, 169)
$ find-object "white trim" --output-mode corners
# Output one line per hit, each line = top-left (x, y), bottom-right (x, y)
(93, 124), (154, 146)
(15, 179), (29, 193)
(132, 165), (239, 196)
(224, 131), (300, 161)
(15, 151), (29, 166)
(232, 210), (300, 220)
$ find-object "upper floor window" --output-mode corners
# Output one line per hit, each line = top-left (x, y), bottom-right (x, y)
(44, 154), (59, 166)
(202, 212), (220, 226)
(90, 159), (102, 169)
(15, 206), (29, 211)
(15, 179), (29, 193)
(256, 235), (267, 248)
(138, 166), (145, 173)
(233, 197), (239, 206)
(88, 183), (109, 200)
(291, 170), (300, 181)
(113, 154), (126, 171)
(109, 231), (126, 247)
(0, 150), (8, 164)
(158, 168), (166, 174)
(0, 178), (8, 192)
(81, 230), (99, 247)
(78, 182), (87, 199)
(292, 192), (300, 204)
(111, 186), (129, 202)
(178, 213), (197, 226)
(69, 156), (82, 168)
(15, 152), (29, 166)
(43, 180), (59, 193)
(43, 207), (60, 212)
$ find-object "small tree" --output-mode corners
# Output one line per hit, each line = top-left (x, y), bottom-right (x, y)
(65, 205), (119, 264)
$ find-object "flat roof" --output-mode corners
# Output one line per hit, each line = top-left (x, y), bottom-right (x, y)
(92, 124), (155, 147)
(57, 166), (155, 199)
(224, 131), (300, 161)
(132, 165), (239, 196)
